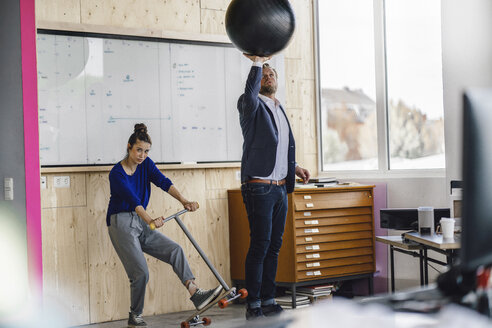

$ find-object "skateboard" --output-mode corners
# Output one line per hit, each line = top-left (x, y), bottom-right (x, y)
(180, 287), (247, 328)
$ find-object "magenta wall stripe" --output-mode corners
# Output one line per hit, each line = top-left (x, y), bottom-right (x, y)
(20, 0), (43, 292)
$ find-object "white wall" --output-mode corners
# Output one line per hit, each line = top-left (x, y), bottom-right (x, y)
(442, 0), (492, 187)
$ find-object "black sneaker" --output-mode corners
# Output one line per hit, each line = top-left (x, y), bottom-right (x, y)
(245, 306), (265, 320)
(261, 303), (284, 316)
(190, 285), (223, 310)
(128, 312), (147, 327)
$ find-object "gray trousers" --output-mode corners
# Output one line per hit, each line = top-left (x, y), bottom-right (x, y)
(108, 212), (195, 315)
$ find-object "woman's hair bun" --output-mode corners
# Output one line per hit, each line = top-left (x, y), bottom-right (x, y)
(127, 122), (152, 153)
(134, 123), (147, 134)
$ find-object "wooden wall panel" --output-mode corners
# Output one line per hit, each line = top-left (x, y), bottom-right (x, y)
(35, 0), (81, 24)
(288, 108), (304, 163)
(287, 0), (314, 79)
(205, 168), (240, 192)
(302, 80), (318, 156)
(41, 206), (89, 326)
(36, 0), (316, 324)
(284, 58), (303, 109)
(304, 153), (319, 174)
(285, 0), (304, 60)
(205, 197), (231, 282)
(200, 9), (226, 35)
(85, 172), (130, 322)
(201, 0), (231, 11)
(80, 0), (201, 33)
(41, 173), (86, 208)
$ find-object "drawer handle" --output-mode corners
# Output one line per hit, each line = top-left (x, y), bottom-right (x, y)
(304, 228), (319, 234)
(305, 237), (313, 242)
(306, 262), (320, 268)
(306, 253), (320, 259)
(304, 212), (312, 217)
(306, 203), (314, 208)
(306, 271), (322, 276)
(306, 245), (320, 250)
(304, 220), (319, 225)
(304, 195), (312, 200)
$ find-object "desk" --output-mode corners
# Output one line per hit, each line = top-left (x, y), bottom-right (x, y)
(376, 234), (461, 292)
(404, 232), (460, 287)
(376, 236), (425, 292)
(404, 232), (460, 251)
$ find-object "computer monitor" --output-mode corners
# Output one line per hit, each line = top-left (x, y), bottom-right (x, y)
(461, 88), (492, 272)
(380, 208), (450, 231)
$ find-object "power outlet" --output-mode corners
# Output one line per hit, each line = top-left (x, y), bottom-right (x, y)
(4, 178), (13, 200)
(54, 176), (70, 188)
(235, 170), (241, 181)
(41, 176), (47, 189)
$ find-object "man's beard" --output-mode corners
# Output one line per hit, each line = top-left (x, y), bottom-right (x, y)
(260, 84), (277, 96)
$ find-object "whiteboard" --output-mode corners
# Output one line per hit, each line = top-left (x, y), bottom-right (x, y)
(36, 32), (285, 166)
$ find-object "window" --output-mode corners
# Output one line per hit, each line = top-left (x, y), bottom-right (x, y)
(316, 0), (445, 172)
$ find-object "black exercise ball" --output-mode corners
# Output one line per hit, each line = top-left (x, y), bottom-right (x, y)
(225, 0), (296, 56)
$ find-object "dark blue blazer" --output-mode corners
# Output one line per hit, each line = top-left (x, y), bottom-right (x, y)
(237, 65), (296, 193)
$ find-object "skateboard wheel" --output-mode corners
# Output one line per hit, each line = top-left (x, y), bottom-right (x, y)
(218, 298), (228, 309)
(239, 288), (248, 298)
(180, 321), (190, 328)
(202, 317), (212, 326)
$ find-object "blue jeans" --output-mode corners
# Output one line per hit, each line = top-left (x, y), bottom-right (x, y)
(241, 183), (288, 308)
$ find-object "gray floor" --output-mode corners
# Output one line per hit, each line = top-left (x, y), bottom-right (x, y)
(74, 304), (266, 328)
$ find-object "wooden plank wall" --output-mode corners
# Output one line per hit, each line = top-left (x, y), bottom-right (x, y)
(36, 0), (317, 325)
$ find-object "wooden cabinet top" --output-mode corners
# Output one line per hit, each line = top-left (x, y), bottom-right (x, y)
(228, 183), (375, 194)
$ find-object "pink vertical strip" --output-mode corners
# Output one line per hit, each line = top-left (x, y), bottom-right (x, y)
(373, 183), (388, 294)
(20, 0), (43, 293)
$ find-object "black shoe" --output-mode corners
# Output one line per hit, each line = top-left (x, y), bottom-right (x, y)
(128, 312), (147, 327)
(261, 303), (284, 316)
(190, 285), (223, 310)
(245, 306), (265, 320)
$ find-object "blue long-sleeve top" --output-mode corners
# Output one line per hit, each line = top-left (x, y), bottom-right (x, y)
(106, 157), (173, 226)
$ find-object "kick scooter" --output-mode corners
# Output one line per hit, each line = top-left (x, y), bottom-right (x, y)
(151, 209), (247, 328)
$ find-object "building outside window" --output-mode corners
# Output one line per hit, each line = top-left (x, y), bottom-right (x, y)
(316, 0), (445, 172)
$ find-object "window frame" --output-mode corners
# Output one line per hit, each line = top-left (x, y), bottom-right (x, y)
(314, 0), (446, 179)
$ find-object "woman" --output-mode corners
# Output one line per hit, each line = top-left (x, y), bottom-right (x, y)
(107, 123), (222, 328)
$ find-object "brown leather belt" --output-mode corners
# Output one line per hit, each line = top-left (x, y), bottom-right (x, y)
(245, 178), (286, 186)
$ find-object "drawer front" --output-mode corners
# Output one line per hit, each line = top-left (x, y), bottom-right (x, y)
(296, 239), (373, 254)
(295, 216), (373, 229)
(297, 263), (374, 281)
(296, 231), (373, 245)
(296, 247), (373, 263)
(296, 223), (372, 237)
(296, 255), (373, 271)
(294, 191), (372, 211)
(294, 207), (372, 219)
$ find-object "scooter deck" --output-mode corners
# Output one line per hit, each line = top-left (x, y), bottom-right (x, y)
(183, 288), (235, 324)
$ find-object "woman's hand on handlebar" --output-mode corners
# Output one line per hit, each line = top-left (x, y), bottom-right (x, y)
(182, 200), (199, 212)
(151, 216), (164, 228)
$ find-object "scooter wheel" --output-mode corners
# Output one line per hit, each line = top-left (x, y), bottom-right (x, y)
(218, 298), (228, 309)
(239, 288), (248, 298)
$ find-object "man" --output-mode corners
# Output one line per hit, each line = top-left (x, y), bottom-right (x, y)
(237, 54), (310, 320)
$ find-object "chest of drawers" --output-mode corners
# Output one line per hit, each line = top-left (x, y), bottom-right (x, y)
(227, 184), (376, 284)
